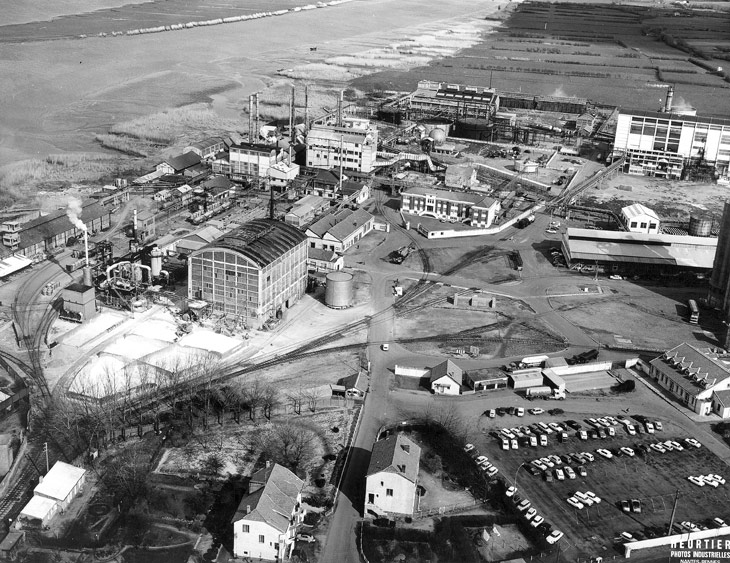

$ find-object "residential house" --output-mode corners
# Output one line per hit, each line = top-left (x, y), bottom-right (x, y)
(445, 164), (477, 189)
(401, 186), (501, 228)
(306, 208), (374, 253)
(429, 359), (463, 395)
(231, 462), (305, 561)
(201, 176), (236, 202)
(156, 152), (202, 175)
(621, 204), (660, 234)
(338, 370), (369, 399)
(648, 343), (730, 416)
(340, 180), (371, 205)
(365, 434), (421, 517)
(307, 247), (344, 272)
(173, 185), (194, 206)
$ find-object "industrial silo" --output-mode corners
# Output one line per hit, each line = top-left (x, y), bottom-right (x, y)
(709, 201), (730, 312)
(325, 271), (353, 309)
(689, 212), (713, 237)
(150, 246), (163, 277)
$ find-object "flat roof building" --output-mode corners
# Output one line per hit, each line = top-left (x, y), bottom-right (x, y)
(401, 186), (501, 228)
(188, 219), (308, 328)
(307, 118), (378, 174)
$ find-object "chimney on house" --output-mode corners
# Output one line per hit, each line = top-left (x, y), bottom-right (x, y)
(246, 505), (251, 514)
(266, 460), (271, 468)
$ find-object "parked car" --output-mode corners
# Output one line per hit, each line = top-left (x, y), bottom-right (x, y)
(688, 476), (705, 487)
(596, 448), (613, 459)
(539, 434), (548, 446)
(582, 452), (595, 462)
(525, 507), (537, 520)
(529, 408), (545, 415)
(488, 409), (496, 418)
(546, 530), (564, 544)
(297, 533), (316, 543)
(565, 420), (582, 430)
(578, 430), (588, 440)
(685, 438), (701, 448)
(654, 421), (663, 431)
(506, 486), (517, 497)
(620, 499), (630, 512)
(565, 466), (576, 480)
(517, 499), (531, 512)
(713, 517), (727, 528)
(620, 447), (635, 457)
(476, 455), (489, 465)
(650, 443), (666, 453)
(530, 515), (545, 527)
(631, 499), (641, 513)
(566, 497), (584, 510)
(586, 491), (602, 504)
(516, 407), (525, 417)
(544, 470), (553, 482)
(464, 443), (475, 453)
(555, 468), (565, 481)
(626, 424), (636, 436)
(578, 465), (587, 477)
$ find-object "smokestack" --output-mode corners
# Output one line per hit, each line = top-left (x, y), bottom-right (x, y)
(82, 266), (92, 287)
(304, 84), (309, 134)
(248, 95), (253, 142)
(289, 86), (295, 144)
(84, 230), (90, 267)
(255, 93), (260, 142)
(337, 90), (344, 127)
(133, 209), (138, 241)
(664, 85), (674, 113)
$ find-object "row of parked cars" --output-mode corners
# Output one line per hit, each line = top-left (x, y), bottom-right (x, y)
(566, 490), (601, 510)
(688, 473), (725, 487)
(504, 487), (563, 545)
(463, 444), (500, 478)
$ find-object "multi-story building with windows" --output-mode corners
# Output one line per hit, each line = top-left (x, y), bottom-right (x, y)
(613, 110), (730, 179)
(400, 186), (501, 228)
(365, 433), (421, 517)
(187, 219), (307, 328)
(216, 142), (285, 181)
(306, 118), (378, 173)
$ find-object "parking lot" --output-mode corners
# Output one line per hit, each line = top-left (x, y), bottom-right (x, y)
(470, 411), (730, 557)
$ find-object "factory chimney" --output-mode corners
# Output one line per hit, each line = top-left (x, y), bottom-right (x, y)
(255, 93), (260, 142)
(304, 84), (309, 134)
(289, 86), (295, 143)
(133, 209), (138, 241)
(337, 90), (344, 127)
(664, 85), (675, 113)
(248, 95), (253, 142)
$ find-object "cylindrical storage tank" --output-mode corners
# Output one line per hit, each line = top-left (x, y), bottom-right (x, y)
(150, 247), (163, 277)
(689, 213), (713, 237)
(325, 271), (353, 309)
(428, 128), (446, 146)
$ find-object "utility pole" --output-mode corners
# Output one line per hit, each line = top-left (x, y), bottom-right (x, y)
(667, 489), (680, 535)
(43, 442), (49, 473)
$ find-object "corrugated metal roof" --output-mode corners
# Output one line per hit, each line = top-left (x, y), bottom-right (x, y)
(199, 219), (306, 268)
(621, 203), (659, 221)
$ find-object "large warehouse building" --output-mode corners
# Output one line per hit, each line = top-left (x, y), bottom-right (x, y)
(187, 219), (308, 329)
(613, 109), (730, 180)
(561, 228), (717, 275)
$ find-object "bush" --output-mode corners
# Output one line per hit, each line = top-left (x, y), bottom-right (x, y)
(548, 408), (564, 415)
(614, 380), (636, 393)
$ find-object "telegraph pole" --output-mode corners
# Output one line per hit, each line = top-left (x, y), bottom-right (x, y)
(43, 442), (49, 473)
(667, 489), (680, 535)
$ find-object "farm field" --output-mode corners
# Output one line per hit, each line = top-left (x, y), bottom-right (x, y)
(353, 2), (730, 117)
(474, 411), (730, 557)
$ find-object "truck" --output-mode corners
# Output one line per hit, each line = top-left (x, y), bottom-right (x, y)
(526, 386), (566, 400)
(516, 214), (536, 229)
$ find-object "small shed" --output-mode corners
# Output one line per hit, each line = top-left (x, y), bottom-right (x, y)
(0, 531), (25, 561)
(621, 204), (660, 234)
(509, 370), (543, 390)
(19, 496), (59, 527)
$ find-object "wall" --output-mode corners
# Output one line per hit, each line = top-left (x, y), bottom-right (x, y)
(394, 365), (430, 378)
(365, 473), (416, 516)
(624, 526), (730, 557)
(233, 519), (282, 561)
(472, 162), (551, 191)
(424, 205), (544, 240)
(550, 361), (613, 376)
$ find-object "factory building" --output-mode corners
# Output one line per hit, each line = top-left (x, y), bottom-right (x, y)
(400, 186), (501, 228)
(561, 228), (717, 275)
(187, 220), (308, 328)
(613, 110), (730, 179)
(649, 343), (730, 417)
(184, 137), (230, 160)
(285, 195), (330, 228)
(306, 118), (378, 174)
(499, 92), (587, 115)
(215, 142), (286, 181)
(0, 201), (111, 259)
(403, 81), (499, 120)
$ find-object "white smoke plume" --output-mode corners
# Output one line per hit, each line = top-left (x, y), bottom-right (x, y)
(66, 197), (87, 232)
(672, 95), (694, 111)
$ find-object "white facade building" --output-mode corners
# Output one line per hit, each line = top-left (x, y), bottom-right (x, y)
(365, 434), (421, 517)
(401, 186), (501, 228)
(232, 463), (305, 561)
(613, 110), (730, 179)
(306, 208), (375, 253)
(621, 204), (660, 234)
(429, 359), (463, 395)
(18, 462), (87, 528)
(306, 118), (378, 174)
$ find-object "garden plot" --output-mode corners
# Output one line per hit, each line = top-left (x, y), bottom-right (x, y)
(155, 407), (357, 481)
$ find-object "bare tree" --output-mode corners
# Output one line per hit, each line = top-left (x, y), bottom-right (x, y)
(286, 387), (304, 415)
(253, 422), (318, 476)
(100, 447), (149, 502)
(261, 384), (280, 420)
(244, 378), (265, 422)
(221, 380), (247, 424)
(301, 387), (321, 413)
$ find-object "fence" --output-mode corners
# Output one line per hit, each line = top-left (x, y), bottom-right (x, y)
(394, 365), (429, 378)
(414, 499), (483, 519)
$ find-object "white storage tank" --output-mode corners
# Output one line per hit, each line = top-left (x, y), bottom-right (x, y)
(150, 246), (163, 277)
(325, 271), (353, 309)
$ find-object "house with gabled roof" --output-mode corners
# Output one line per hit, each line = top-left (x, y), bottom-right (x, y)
(156, 152), (202, 175)
(232, 462), (305, 560)
(365, 434), (421, 517)
(649, 343), (730, 416)
(429, 359), (464, 395)
(306, 208), (374, 253)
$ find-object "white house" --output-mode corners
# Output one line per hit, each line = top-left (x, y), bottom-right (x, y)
(429, 359), (463, 395)
(306, 208), (375, 253)
(232, 462), (305, 561)
(18, 461), (86, 528)
(621, 204), (660, 234)
(365, 433), (421, 517)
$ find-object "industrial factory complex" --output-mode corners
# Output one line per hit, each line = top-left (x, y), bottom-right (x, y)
(3, 56), (730, 563)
